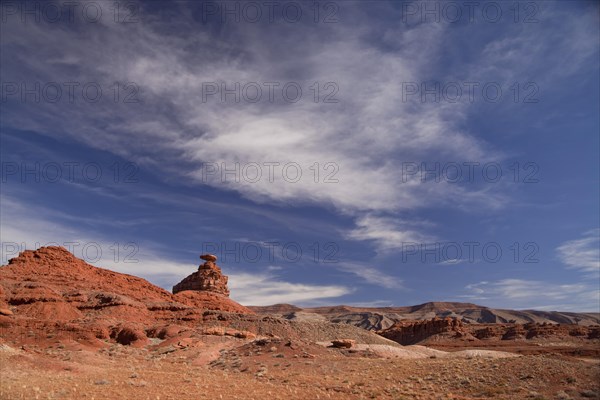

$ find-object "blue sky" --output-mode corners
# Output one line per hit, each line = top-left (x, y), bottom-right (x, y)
(1, 0), (598, 310)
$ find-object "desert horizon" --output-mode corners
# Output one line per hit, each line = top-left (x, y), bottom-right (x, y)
(7, 245), (600, 316)
(1, 0), (599, 398)
(1, 246), (599, 399)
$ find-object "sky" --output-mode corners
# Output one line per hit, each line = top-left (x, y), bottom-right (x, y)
(0, 0), (599, 311)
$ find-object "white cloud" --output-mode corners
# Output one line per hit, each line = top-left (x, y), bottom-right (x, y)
(557, 229), (600, 275)
(0, 3), (507, 248)
(458, 230), (600, 312)
(462, 279), (599, 312)
(228, 272), (351, 306)
(478, 5), (599, 83)
(3, 4), (595, 225)
(345, 214), (434, 253)
(438, 258), (468, 266)
(336, 262), (404, 290)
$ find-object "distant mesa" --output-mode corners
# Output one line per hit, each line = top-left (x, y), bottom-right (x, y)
(172, 254), (229, 296)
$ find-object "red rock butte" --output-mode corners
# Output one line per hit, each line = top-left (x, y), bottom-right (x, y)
(0, 246), (252, 335)
(172, 254), (229, 296)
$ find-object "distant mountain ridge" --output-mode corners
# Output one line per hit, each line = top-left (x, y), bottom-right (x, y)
(249, 302), (600, 330)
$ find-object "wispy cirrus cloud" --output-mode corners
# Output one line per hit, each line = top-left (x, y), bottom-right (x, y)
(4, 2), (593, 253)
(460, 229), (600, 312)
(335, 262), (405, 290)
(228, 272), (351, 306)
(461, 279), (599, 312)
(345, 214), (434, 253)
(556, 229), (600, 276)
(0, 2), (500, 236)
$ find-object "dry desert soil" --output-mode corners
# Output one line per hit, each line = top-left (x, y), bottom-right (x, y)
(1, 337), (599, 400)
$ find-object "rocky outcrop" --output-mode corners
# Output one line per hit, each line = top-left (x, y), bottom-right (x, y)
(172, 254), (230, 296)
(469, 323), (600, 341)
(472, 325), (506, 340)
(112, 325), (149, 347)
(378, 317), (471, 345)
(331, 339), (356, 348)
(502, 325), (528, 340)
(173, 291), (252, 314)
(379, 318), (600, 345)
(0, 247), (252, 349)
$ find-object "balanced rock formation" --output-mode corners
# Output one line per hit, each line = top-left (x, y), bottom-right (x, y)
(172, 254), (229, 296)
(0, 246), (252, 349)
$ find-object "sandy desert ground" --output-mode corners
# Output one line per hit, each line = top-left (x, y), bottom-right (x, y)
(1, 335), (599, 400)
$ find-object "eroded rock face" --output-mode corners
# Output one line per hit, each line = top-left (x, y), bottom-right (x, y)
(379, 318), (600, 345)
(0, 246), (253, 349)
(172, 254), (230, 296)
(378, 317), (470, 345)
(112, 325), (149, 347)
